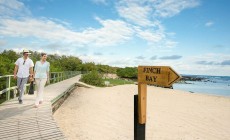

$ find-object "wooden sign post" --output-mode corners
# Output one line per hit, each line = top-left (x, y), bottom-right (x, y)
(134, 66), (181, 140)
(138, 83), (147, 124)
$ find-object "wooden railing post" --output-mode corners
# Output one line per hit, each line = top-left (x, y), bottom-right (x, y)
(6, 76), (10, 101)
(49, 72), (51, 84)
(24, 84), (27, 95)
(53, 73), (56, 83)
(57, 73), (59, 82)
(13, 89), (17, 98)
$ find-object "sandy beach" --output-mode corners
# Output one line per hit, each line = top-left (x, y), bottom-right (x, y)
(53, 85), (230, 140)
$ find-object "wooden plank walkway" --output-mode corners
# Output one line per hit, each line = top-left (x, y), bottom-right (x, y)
(0, 75), (82, 140)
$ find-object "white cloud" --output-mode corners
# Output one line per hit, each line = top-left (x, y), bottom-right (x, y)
(2, 0), (218, 75)
(0, 0), (200, 49)
(0, 0), (31, 17)
(86, 17), (134, 46)
(116, 0), (200, 25)
(205, 21), (214, 27)
(0, 39), (7, 47)
(154, 0), (200, 17)
(106, 57), (133, 67)
(116, 2), (152, 26)
(165, 40), (178, 48)
(136, 29), (165, 43)
(0, 0), (134, 47)
(91, 0), (108, 5)
(136, 56), (145, 59)
(115, 0), (199, 47)
(175, 53), (230, 75)
(190, 53), (230, 64)
(0, 17), (134, 47)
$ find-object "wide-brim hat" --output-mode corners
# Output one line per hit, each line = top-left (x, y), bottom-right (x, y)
(22, 49), (31, 54)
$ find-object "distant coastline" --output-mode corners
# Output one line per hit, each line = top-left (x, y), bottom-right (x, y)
(178, 74), (230, 83)
(174, 74), (230, 96)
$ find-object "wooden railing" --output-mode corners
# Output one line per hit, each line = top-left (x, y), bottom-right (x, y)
(0, 71), (81, 104)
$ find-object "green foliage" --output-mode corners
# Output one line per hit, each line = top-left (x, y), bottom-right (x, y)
(80, 71), (104, 87)
(102, 78), (134, 86)
(81, 62), (97, 72)
(0, 50), (118, 75)
(58, 56), (82, 71)
(0, 49), (119, 104)
(117, 67), (138, 79)
(97, 64), (117, 74)
(0, 50), (19, 75)
(30, 51), (41, 63)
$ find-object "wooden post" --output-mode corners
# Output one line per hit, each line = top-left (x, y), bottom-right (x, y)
(135, 66), (180, 139)
(58, 72), (60, 82)
(13, 89), (17, 98)
(6, 76), (11, 100)
(53, 73), (55, 83)
(138, 83), (147, 124)
(134, 95), (146, 140)
(49, 73), (52, 83)
(56, 73), (57, 82)
(24, 84), (27, 95)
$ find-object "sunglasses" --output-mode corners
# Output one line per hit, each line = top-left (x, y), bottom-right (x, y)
(23, 60), (26, 65)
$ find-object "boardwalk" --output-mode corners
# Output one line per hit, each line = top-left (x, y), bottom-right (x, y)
(0, 75), (82, 140)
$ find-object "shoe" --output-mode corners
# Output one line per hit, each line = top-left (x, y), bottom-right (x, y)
(39, 101), (43, 104)
(19, 100), (23, 104)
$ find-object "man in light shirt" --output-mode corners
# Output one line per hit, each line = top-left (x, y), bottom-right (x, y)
(14, 49), (34, 104)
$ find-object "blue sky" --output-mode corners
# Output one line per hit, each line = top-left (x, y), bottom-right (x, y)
(0, 0), (229, 76)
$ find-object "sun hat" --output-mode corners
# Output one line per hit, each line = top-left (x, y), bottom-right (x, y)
(22, 49), (31, 54)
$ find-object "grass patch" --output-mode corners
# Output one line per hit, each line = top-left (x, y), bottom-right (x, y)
(103, 78), (134, 86)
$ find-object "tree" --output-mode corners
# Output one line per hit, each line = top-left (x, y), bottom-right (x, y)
(81, 62), (97, 72)
(117, 67), (137, 79)
(97, 64), (117, 74)
(0, 50), (20, 75)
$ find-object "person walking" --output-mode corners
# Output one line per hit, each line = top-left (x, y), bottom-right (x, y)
(34, 53), (50, 108)
(14, 49), (34, 104)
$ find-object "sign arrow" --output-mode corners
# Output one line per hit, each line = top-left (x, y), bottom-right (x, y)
(138, 66), (181, 87)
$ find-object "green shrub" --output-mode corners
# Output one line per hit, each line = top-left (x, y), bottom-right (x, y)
(117, 67), (137, 79)
(80, 71), (104, 87)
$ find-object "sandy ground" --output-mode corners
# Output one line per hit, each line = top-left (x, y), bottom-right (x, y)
(53, 85), (230, 140)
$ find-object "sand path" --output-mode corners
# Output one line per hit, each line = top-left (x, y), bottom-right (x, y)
(54, 85), (230, 140)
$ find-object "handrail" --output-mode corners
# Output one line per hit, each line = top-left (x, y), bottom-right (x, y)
(0, 75), (14, 78)
(0, 71), (81, 104)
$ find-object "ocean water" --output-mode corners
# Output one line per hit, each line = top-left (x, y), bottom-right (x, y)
(173, 75), (230, 97)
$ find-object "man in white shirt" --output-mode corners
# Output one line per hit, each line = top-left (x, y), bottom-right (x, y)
(14, 49), (34, 104)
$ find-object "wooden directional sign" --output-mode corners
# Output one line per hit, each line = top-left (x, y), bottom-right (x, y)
(138, 66), (181, 87)
(137, 66), (181, 125)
